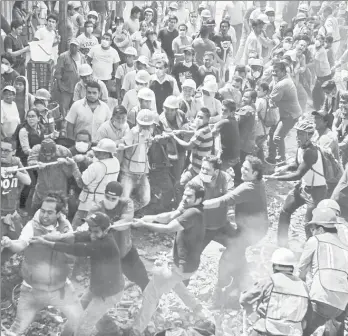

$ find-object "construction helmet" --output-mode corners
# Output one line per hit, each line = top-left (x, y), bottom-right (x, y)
(298, 3), (309, 13)
(265, 6), (275, 15)
(202, 80), (218, 93)
(92, 138), (117, 153)
(317, 199), (341, 216)
(137, 88), (155, 101)
(136, 109), (156, 126)
(163, 95), (179, 109)
(257, 13), (270, 24)
(182, 79), (196, 90)
(203, 74), (217, 84)
(124, 46), (138, 57)
(271, 248), (296, 266)
(201, 9), (211, 18)
(294, 119), (315, 134)
(135, 70), (151, 84)
(306, 208), (338, 228)
(79, 64), (93, 76)
(35, 88), (51, 101)
(87, 11), (98, 19)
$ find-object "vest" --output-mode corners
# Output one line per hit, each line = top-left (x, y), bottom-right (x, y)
(15, 124), (45, 161)
(297, 147), (326, 187)
(21, 220), (72, 291)
(254, 273), (309, 336)
(1, 157), (22, 214)
(80, 158), (120, 204)
(315, 235), (348, 294)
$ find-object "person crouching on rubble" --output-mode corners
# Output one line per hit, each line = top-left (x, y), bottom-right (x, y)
(240, 248), (310, 336)
(30, 211), (124, 336)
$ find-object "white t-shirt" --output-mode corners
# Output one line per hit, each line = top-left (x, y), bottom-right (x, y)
(224, 1), (246, 26)
(76, 33), (99, 53)
(88, 45), (120, 81)
(34, 27), (58, 63)
(1, 100), (20, 138)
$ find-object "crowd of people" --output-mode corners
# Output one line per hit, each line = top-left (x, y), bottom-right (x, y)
(2, 1), (348, 335)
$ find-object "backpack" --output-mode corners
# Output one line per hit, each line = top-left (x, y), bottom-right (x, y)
(311, 145), (343, 185)
(259, 99), (280, 128)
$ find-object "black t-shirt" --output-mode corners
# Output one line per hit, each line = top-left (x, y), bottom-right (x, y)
(1, 70), (20, 88)
(171, 62), (201, 90)
(158, 28), (178, 59)
(212, 33), (233, 59)
(4, 34), (25, 69)
(173, 205), (205, 273)
(219, 117), (240, 161)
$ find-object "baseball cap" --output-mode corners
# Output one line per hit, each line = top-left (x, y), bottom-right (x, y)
(295, 13), (307, 22)
(201, 9), (211, 18)
(69, 38), (79, 46)
(144, 7), (154, 14)
(83, 212), (111, 229)
(124, 46), (138, 56)
(105, 181), (123, 197)
(2, 85), (16, 93)
(87, 10), (98, 18)
(137, 55), (149, 66)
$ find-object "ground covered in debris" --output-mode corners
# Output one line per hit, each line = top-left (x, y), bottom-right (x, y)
(1, 130), (307, 336)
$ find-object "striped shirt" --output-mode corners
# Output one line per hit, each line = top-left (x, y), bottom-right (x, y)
(189, 125), (213, 174)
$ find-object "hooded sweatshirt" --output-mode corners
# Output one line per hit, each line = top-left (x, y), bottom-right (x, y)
(14, 76), (35, 122)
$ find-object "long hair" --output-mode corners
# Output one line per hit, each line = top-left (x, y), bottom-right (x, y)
(145, 30), (158, 55)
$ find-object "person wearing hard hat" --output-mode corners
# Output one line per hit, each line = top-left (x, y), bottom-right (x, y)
(86, 10), (102, 42)
(122, 70), (157, 114)
(264, 7), (276, 40)
(76, 20), (99, 56)
(73, 63), (108, 103)
(299, 208), (348, 336)
(264, 119), (328, 247)
(63, 138), (120, 229)
(178, 78), (201, 121)
(65, 81), (111, 143)
(67, 1), (84, 43)
(55, 38), (86, 118)
(115, 47), (138, 102)
(121, 55), (149, 99)
(293, 13), (308, 37)
(172, 46), (200, 91)
(117, 109), (156, 212)
(200, 9), (212, 27)
(128, 87), (156, 128)
(240, 248), (310, 336)
(162, 2), (179, 27)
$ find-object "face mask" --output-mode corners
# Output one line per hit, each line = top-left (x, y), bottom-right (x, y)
(253, 71), (261, 79)
(104, 198), (118, 210)
(86, 27), (93, 34)
(1, 64), (9, 74)
(315, 40), (321, 48)
(199, 173), (212, 183)
(101, 40), (110, 48)
(283, 42), (291, 50)
(75, 141), (89, 153)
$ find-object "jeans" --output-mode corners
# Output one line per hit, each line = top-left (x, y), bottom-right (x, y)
(59, 90), (74, 118)
(267, 116), (298, 162)
(232, 150), (249, 187)
(303, 301), (345, 336)
(122, 246), (149, 291)
(278, 183), (327, 247)
(10, 282), (83, 336)
(312, 75), (332, 111)
(76, 290), (123, 336)
(134, 264), (199, 333)
(119, 172), (151, 212)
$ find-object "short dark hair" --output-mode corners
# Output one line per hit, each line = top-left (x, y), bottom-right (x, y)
(200, 25), (210, 38)
(245, 155), (263, 180)
(1, 53), (14, 65)
(244, 89), (257, 103)
(259, 82), (270, 92)
(26, 109), (40, 118)
(112, 105), (127, 116)
(321, 80), (336, 91)
(315, 224), (337, 234)
(202, 155), (222, 170)
(186, 183), (205, 202)
(235, 65), (246, 73)
(178, 23), (188, 31)
(2, 137), (16, 149)
(47, 13), (58, 23)
(220, 20), (230, 28)
(168, 15), (178, 23)
(11, 20), (23, 30)
(232, 76), (243, 84)
(42, 193), (66, 213)
(325, 35), (333, 44)
(131, 6), (141, 16)
(204, 51), (214, 59)
(84, 20), (94, 27)
(222, 99), (236, 112)
(341, 91), (348, 101)
(200, 107), (211, 119)
(294, 34), (310, 44)
(76, 129), (92, 141)
(251, 19), (264, 28)
(103, 32), (112, 40)
(273, 61), (287, 72)
(115, 17), (124, 24)
(86, 81), (101, 92)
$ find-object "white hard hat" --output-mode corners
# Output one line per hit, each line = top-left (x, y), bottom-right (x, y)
(92, 138), (117, 153)
(271, 248), (296, 266)
(299, 3), (309, 12)
(35, 88), (51, 100)
(248, 58), (263, 67)
(265, 6), (275, 14)
(258, 13), (269, 24)
(79, 64), (93, 76)
(182, 79), (196, 90)
(203, 75), (217, 84)
(137, 87), (155, 101)
(136, 55), (149, 67)
(136, 109), (156, 126)
(202, 80), (218, 93)
(124, 46), (138, 56)
(163, 95), (179, 109)
(317, 199), (341, 216)
(201, 9), (211, 18)
(169, 2), (178, 10)
(135, 70), (151, 84)
(87, 11), (98, 18)
(68, 1), (81, 9)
